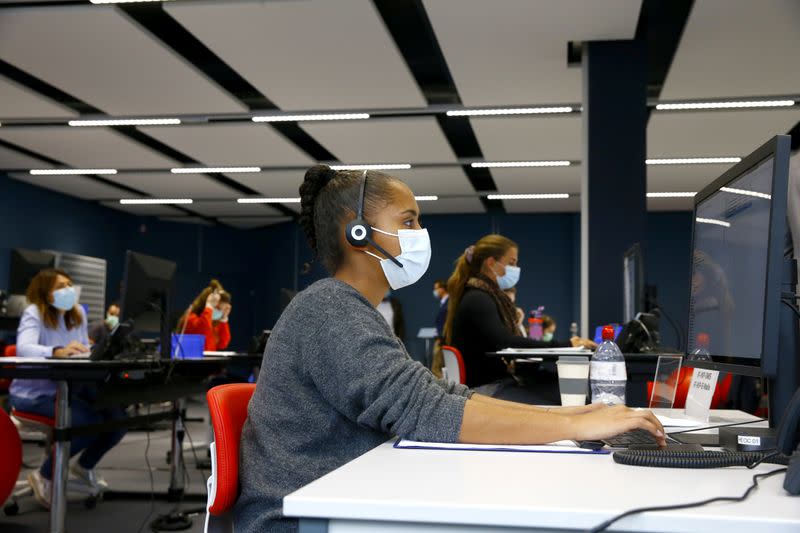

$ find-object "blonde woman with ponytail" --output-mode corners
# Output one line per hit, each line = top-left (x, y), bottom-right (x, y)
(445, 235), (595, 389)
(178, 279), (232, 351)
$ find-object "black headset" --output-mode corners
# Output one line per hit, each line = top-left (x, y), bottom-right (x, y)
(345, 170), (403, 268)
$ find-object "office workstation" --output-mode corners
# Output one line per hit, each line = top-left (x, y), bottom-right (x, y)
(1, 1), (799, 533)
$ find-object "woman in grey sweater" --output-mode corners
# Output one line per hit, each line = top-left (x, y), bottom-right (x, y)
(235, 166), (665, 532)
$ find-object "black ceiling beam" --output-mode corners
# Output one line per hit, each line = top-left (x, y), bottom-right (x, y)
(0, 59), (292, 219)
(789, 120), (800, 153)
(635, 0), (695, 103)
(372, 0), (504, 214)
(119, 4), (336, 163)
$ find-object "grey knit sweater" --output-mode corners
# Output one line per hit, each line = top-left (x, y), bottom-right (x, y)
(234, 278), (470, 532)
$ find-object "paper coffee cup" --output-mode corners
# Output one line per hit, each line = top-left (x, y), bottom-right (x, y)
(556, 358), (589, 406)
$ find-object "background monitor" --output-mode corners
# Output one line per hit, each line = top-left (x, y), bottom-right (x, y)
(685, 136), (790, 378)
(120, 251), (176, 335)
(9, 248), (56, 294)
(623, 243), (644, 324)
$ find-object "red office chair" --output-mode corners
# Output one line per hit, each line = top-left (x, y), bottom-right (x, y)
(0, 408), (22, 514)
(441, 345), (466, 385)
(204, 383), (255, 533)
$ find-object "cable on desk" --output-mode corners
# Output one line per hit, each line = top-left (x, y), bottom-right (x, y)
(588, 467), (788, 533)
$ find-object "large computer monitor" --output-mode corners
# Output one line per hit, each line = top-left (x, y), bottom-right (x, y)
(684, 135), (796, 424)
(623, 243), (644, 324)
(120, 251), (177, 359)
(9, 249), (56, 294)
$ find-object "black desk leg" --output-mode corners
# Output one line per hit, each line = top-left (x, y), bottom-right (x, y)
(51, 380), (70, 533)
(168, 398), (185, 501)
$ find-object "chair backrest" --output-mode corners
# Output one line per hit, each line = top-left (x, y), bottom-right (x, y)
(3, 345), (16, 357)
(206, 383), (256, 516)
(441, 345), (466, 385)
(0, 408), (22, 505)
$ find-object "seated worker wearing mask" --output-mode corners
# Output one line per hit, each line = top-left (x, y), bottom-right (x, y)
(234, 165), (664, 532)
(9, 269), (127, 507)
(88, 302), (120, 346)
(445, 235), (596, 390)
(177, 280), (232, 351)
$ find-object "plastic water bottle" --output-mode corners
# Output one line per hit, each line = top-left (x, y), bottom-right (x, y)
(590, 325), (627, 405)
(687, 332), (712, 361)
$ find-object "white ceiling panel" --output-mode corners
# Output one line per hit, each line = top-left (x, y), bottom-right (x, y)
(11, 173), (131, 200)
(231, 169), (305, 198)
(0, 75), (76, 119)
(0, 144), (48, 170)
(159, 216), (214, 227)
(0, 127), (176, 168)
(491, 166), (580, 195)
(648, 109), (800, 158)
(218, 217), (293, 230)
(0, 6), (244, 115)
(100, 201), (185, 217)
(104, 172), (239, 199)
(138, 124), (313, 167)
(471, 116), (581, 161)
(166, 0), (425, 110)
(647, 197), (693, 212)
(660, 0), (800, 99)
(503, 197), (580, 214)
(424, 0), (641, 106)
(303, 118), (456, 163)
(393, 167), (474, 196)
(647, 164), (733, 194)
(188, 200), (283, 218)
(419, 197), (485, 215)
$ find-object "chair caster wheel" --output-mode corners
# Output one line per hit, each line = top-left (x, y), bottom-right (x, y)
(4, 502), (19, 516)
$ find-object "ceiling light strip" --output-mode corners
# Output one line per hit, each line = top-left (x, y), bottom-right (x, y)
(487, 193), (570, 200)
(414, 196), (439, 201)
(69, 118), (181, 127)
(646, 157), (741, 165)
(696, 217), (730, 228)
(647, 192), (696, 198)
(655, 100), (795, 111)
(237, 198), (301, 204)
(720, 187), (771, 200)
(30, 168), (117, 175)
(446, 107), (573, 117)
(171, 166), (261, 174)
(253, 113), (370, 123)
(329, 164), (411, 171)
(473, 161), (571, 168)
(120, 198), (192, 205)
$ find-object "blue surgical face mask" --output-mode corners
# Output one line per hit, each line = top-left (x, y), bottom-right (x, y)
(365, 227), (432, 291)
(433, 290), (440, 300)
(105, 314), (119, 329)
(495, 263), (521, 290)
(52, 286), (76, 311)
(542, 332), (554, 342)
(212, 308), (224, 321)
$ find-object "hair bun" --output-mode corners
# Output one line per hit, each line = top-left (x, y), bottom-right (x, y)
(209, 279), (223, 291)
(299, 165), (337, 254)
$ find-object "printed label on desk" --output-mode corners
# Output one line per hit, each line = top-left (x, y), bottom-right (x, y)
(738, 435), (761, 446)
(685, 368), (719, 421)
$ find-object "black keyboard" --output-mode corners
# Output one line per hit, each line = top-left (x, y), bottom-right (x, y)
(603, 429), (678, 448)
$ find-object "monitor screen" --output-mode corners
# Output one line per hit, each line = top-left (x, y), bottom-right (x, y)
(687, 156), (775, 360)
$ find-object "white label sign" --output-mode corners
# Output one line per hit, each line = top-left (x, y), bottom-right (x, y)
(685, 368), (720, 421)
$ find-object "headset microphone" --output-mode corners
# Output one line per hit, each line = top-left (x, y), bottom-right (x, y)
(345, 170), (403, 268)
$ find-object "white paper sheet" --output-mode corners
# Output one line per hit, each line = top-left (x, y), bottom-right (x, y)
(394, 439), (607, 454)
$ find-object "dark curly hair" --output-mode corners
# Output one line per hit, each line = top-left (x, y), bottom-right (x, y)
(299, 165), (399, 273)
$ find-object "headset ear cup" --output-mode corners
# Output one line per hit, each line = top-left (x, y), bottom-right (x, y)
(346, 219), (370, 247)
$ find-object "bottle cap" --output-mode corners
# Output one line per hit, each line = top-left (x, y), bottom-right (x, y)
(602, 325), (615, 341)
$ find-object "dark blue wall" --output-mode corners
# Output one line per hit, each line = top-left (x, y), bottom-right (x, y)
(0, 173), (270, 350)
(260, 211), (693, 361)
(1, 172), (693, 357)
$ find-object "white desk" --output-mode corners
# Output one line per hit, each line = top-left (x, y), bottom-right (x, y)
(284, 410), (799, 533)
